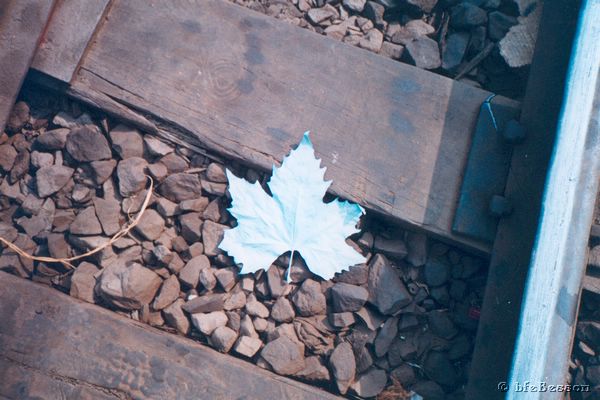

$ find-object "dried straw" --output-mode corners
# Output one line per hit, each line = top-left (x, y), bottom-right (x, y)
(0, 176), (154, 270)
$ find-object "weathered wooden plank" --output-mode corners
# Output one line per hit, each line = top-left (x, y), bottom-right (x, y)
(0, 0), (55, 132)
(509, 0), (600, 395)
(65, 0), (518, 253)
(31, 0), (111, 83)
(0, 272), (340, 400)
(465, 1), (584, 398)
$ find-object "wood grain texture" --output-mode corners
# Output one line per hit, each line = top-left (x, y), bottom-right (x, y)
(68, 0), (519, 253)
(509, 0), (600, 396)
(0, 0), (55, 132)
(0, 272), (341, 400)
(31, 0), (111, 83)
(466, 1), (584, 398)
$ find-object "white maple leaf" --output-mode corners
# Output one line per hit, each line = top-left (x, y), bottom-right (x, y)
(219, 132), (366, 280)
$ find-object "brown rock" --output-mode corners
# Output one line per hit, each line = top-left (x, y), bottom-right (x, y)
(35, 128), (69, 150)
(179, 255), (210, 288)
(97, 261), (162, 309)
(178, 197), (209, 213)
(202, 220), (228, 256)
(7, 101), (30, 131)
(291, 279), (326, 317)
(109, 124), (144, 159)
(374, 317), (398, 357)
(272, 297), (295, 323)
(47, 233), (71, 259)
(261, 336), (305, 375)
(182, 292), (227, 314)
(330, 342), (356, 394)
(117, 157), (148, 197)
(36, 165), (74, 197)
(245, 294), (270, 318)
(368, 254), (411, 315)
(134, 209), (165, 241)
(94, 197), (122, 236)
(350, 368), (388, 398)
(198, 268), (217, 291)
(159, 173), (202, 202)
(144, 136), (173, 157)
(152, 275), (180, 310)
(70, 261), (99, 303)
(66, 126), (112, 162)
(162, 298), (190, 334)
(206, 163), (228, 183)
(330, 282), (369, 312)
(215, 267), (237, 292)
(294, 356), (331, 382)
(179, 212), (203, 243)
(191, 311), (228, 335)
(147, 163), (168, 182)
(234, 335), (263, 357)
(89, 160), (117, 185)
(30, 151), (53, 169)
(201, 180), (227, 196)
(210, 326), (238, 353)
(160, 153), (188, 173)
(70, 206), (103, 235)
(9, 150), (29, 183)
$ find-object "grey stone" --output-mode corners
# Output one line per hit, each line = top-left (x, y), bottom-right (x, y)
(267, 265), (289, 298)
(442, 32), (470, 71)
(163, 298), (190, 334)
(450, 3), (488, 29)
(234, 335), (263, 357)
(291, 279), (327, 317)
(330, 282), (368, 312)
(368, 254), (411, 315)
(70, 206), (103, 235)
(70, 261), (99, 303)
(363, 1), (385, 28)
(36, 165), (74, 197)
(198, 268), (217, 291)
(159, 173), (202, 202)
(152, 275), (180, 310)
(350, 368), (388, 398)
(202, 220), (228, 256)
(223, 289), (246, 310)
(343, 0), (366, 12)
(412, 381), (445, 400)
(35, 128), (69, 150)
(110, 124), (144, 159)
(200, 180), (227, 196)
(30, 151), (53, 169)
(134, 209), (165, 241)
(147, 162), (168, 182)
(206, 163), (227, 183)
(94, 197), (121, 236)
(307, 5), (338, 24)
(179, 212), (203, 243)
(89, 160), (116, 185)
(182, 292), (227, 313)
(97, 261), (162, 309)
(117, 157), (148, 197)
(179, 255), (210, 288)
(6, 101), (29, 131)
(179, 197), (209, 213)
(374, 316), (398, 357)
(215, 268), (237, 292)
(428, 310), (458, 339)
(160, 153), (188, 173)
(424, 351), (459, 387)
(329, 312), (356, 328)
(210, 326), (238, 353)
(144, 136), (173, 157)
(191, 311), (228, 335)
(391, 19), (435, 45)
(245, 294), (270, 318)
(488, 11), (518, 41)
(272, 297), (295, 323)
(405, 231), (428, 266)
(294, 356), (331, 382)
(405, 36), (441, 70)
(66, 126), (111, 162)
(358, 29), (384, 52)
(374, 236), (408, 259)
(330, 342), (356, 394)
(424, 259), (450, 286)
(390, 364), (417, 386)
(261, 336), (305, 375)
(380, 42), (405, 60)
(335, 263), (369, 285)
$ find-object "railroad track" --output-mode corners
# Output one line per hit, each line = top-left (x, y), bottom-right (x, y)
(0, 1), (599, 399)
